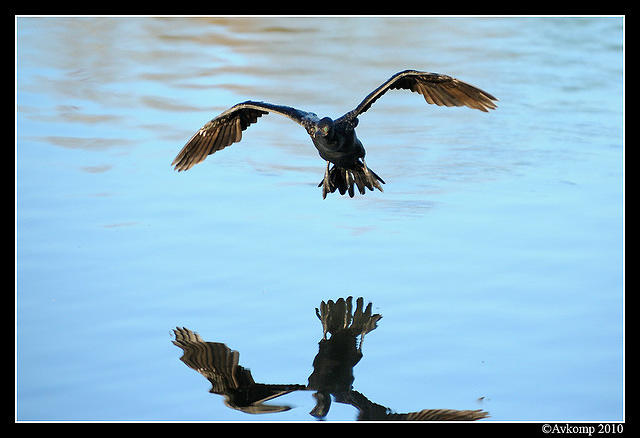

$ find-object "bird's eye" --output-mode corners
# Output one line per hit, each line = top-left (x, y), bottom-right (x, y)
(322, 126), (329, 134)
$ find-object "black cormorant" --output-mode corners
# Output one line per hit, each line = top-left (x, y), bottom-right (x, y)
(172, 69), (498, 198)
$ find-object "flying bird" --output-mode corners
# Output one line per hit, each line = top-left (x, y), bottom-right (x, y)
(171, 69), (498, 198)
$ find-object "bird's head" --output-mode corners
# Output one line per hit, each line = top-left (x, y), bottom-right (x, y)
(316, 117), (334, 139)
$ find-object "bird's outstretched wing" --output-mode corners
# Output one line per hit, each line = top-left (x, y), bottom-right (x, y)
(340, 70), (498, 122)
(171, 327), (305, 414)
(172, 101), (319, 171)
(390, 408), (490, 421)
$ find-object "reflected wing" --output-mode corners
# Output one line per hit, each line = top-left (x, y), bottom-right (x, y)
(172, 327), (243, 392)
(342, 69), (498, 121)
(399, 408), (490, 421)
(343, 390), (490, 421)
(171, 327), (306, 414)
(172, 101), (318, 171)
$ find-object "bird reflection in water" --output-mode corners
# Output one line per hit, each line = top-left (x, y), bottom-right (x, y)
(172, 296), (489, 421)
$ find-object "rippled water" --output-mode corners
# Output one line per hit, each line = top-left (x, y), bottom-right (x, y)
(16, 16), (624, 421)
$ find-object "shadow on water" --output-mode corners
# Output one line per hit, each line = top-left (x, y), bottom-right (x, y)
(172, 297), (489, 421)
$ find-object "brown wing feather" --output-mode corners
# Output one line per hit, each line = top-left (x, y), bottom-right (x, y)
(172, 101), (314, 171)
(341, 69), (498, 122)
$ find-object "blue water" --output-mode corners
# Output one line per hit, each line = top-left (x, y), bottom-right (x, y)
(16, 16), (624, 421)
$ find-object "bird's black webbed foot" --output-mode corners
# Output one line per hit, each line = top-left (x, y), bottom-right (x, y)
(318, 161), (385, 199)
(361, 158), (385, 192)
(319, 162), (331, 199)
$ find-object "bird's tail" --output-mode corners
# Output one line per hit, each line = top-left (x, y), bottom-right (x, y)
(318, 160), (385, 199)
(315, 297), (382, 340)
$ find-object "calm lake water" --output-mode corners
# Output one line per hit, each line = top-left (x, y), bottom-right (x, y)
(16, 16), (624, 422)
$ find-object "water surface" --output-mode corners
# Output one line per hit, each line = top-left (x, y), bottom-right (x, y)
(16, 16), (624, 421)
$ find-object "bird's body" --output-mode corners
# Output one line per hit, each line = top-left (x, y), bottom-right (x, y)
(311, 116), (363, 167)
(172, 69), (498, 198)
